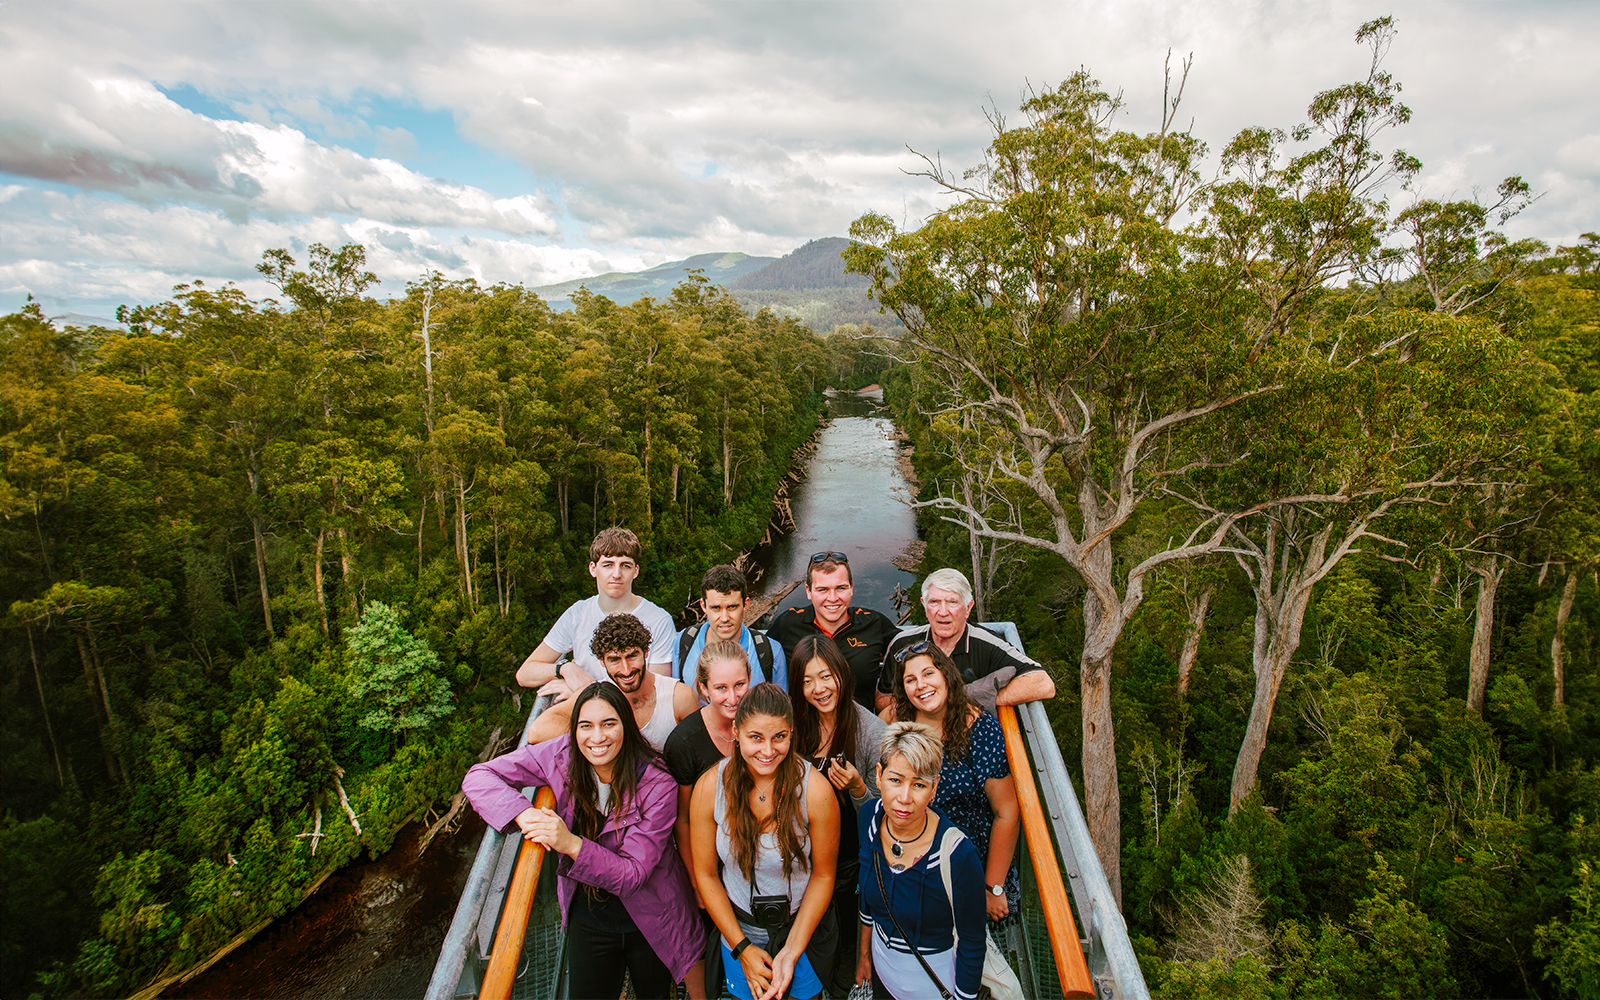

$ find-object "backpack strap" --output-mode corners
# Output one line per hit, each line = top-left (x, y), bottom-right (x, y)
(676, 623), (704, 683)
(937, 824), (969, 955)
(752, 630), (774, 680)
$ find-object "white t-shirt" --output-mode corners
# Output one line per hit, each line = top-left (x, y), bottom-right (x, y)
(541, 595), (677, 683)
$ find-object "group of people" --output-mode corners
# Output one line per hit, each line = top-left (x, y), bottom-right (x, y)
(463, 528), (1056, 1000)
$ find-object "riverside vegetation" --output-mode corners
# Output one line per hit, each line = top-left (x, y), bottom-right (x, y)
(855, 18), (1600, 1000)
(0, 264), (893, 998)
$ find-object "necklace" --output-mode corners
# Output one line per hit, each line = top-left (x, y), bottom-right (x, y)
(887, 813), (929, 859)
(755, 780), (773, 804)
(709, 725), (734, 747)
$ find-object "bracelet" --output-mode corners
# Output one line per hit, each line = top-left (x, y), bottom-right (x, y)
(731, 937), (752, 960)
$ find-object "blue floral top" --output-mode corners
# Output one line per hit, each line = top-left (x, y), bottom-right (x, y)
(929, 710), (1019, 922)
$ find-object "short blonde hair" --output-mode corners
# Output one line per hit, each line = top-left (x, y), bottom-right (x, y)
(878, 722), (944, 781)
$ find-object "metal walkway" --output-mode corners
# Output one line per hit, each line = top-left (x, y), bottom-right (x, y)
(426, 625), (1149, 1000)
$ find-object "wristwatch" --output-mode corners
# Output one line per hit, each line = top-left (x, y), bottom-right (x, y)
(988, 883), (1005, 897)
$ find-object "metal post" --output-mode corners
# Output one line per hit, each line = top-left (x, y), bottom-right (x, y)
(425, 823), (507, 1000)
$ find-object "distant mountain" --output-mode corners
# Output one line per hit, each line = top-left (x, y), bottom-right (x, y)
(731, 238), (871, 291)
(533, 238), (899, 334)
(530, 251), (776, 304)
(50, 312), (121, 329)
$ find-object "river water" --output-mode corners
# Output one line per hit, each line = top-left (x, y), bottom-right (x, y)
(165, 389), (918, 999)
(752, 388), (918, 618)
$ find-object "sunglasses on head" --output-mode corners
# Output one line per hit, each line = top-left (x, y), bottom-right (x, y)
(894, 639), (934, 664)
(809, 551), (849, 564)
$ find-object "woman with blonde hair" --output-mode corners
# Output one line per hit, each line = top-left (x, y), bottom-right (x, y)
(855, 722), (987, 999)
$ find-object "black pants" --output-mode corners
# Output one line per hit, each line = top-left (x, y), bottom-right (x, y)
(565, 917), (674, 999)
(815, 886), (860, 999)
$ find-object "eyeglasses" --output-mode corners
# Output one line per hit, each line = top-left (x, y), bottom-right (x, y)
(809, 551), (849, 564)
(893, 639), (934, 664)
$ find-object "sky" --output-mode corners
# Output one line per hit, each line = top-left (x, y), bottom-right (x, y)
(2, 0), (1597, 320)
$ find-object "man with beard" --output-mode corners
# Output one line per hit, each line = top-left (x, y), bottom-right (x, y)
(527, 613), (698, 750)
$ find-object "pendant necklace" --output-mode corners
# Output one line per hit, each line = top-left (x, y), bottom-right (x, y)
(888, 814), (929, 859)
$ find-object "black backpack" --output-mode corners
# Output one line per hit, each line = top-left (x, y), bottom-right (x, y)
(677, 623), (775, 684)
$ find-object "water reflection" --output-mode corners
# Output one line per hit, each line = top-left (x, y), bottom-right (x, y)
(753, 389), (918, 619)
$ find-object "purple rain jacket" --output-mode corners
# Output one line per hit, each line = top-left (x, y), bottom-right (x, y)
(461, 737), (708, 980)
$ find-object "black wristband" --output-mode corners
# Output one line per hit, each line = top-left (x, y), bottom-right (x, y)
(731, 936), (752, 960)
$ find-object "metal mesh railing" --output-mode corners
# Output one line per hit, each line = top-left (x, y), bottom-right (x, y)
(507, 858), (565, 1000)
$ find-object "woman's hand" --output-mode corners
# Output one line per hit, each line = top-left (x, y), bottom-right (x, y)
(761, 946), (798, 1000)
(827, 758), (865, 798)
(855, 947), (873, 987)
(738, 943), (775, 999)
(986, 885), (1009, 921)
(521, 806), (581, 856)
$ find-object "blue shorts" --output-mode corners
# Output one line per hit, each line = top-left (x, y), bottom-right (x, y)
(720, 937), (823, 1000)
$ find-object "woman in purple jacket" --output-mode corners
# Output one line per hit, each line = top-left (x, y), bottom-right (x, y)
(462, 682), (707, 998)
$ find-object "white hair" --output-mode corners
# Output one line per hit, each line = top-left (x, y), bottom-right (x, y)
(921, 567), (974, 606)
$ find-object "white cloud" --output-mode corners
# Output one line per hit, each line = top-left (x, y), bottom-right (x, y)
(0, 189), (637, 315)
(2, 0), (1598, 314)
(0, 56), (561, 235)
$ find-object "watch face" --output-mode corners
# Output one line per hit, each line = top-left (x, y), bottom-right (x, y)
(990, 884), (1005, 896)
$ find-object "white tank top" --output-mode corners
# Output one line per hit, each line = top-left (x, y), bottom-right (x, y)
(638, 675), (681, 751)
(714, 757), (814, 912)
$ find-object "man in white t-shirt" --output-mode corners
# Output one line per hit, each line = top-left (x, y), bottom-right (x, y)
(515, 527), (677, 705)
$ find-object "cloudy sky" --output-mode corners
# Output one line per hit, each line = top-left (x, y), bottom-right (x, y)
(2, 0), (1597, 319)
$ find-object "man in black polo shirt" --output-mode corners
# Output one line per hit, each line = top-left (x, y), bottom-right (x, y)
(765, 551), (897, 708)
(878, 566), (1056, 714)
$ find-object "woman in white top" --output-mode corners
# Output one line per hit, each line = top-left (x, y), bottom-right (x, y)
(691, 682), (839, 1000)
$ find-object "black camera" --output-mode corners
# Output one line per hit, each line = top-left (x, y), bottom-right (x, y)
(750, 894), (790, 931)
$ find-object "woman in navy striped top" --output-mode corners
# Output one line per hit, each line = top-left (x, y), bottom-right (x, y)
(855, 723), (987, 1000)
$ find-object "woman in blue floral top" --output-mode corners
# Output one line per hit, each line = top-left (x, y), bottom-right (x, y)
(889, 640), (1021, 928)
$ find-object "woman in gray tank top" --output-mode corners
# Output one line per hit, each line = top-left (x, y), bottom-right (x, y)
(690, 683), (839, 1000)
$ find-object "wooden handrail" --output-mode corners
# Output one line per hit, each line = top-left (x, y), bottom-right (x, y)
(479, 785), (558, 1000)
(998, 705), (1096, 1000)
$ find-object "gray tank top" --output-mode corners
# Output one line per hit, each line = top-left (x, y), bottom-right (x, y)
(714, 756), (813, 914)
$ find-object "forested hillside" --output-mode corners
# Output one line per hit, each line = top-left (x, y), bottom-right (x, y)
(862, 18), (1600, 998)
(0, 260), (834, 998)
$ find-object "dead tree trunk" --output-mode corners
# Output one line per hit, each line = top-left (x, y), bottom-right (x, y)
(454, 473), (474, 608)
(26, 626), (68, 787)
(250, 512), (273, 639)
(1177, 582), (1215, 697)
(1552, 568), (1579, 707)
(962, 471), (987, 622)
(313, 527), (328, 634)
(1467, 553), (1505, 713)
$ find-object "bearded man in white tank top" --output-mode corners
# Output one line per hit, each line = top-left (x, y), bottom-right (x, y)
(583, 613), (699, 751)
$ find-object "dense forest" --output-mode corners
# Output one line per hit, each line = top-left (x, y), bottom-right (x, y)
(0, 259), (897, 998)
(859, 18), (1600, 1000)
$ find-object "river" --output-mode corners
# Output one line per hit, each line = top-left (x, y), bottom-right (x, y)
(164, 388), (919, 999)
(752, 387), (918, 618)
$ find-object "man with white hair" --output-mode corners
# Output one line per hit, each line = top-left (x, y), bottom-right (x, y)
(877, 567), (1056, 714)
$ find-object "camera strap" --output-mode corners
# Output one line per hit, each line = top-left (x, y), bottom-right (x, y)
(871, 848), (954, 1000)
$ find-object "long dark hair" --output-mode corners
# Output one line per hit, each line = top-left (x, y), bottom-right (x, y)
(566, 682), (657, 843)
(724, 682), (809, 882)
(892, 643), (975, 763)
(788, 635), (858, 761)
